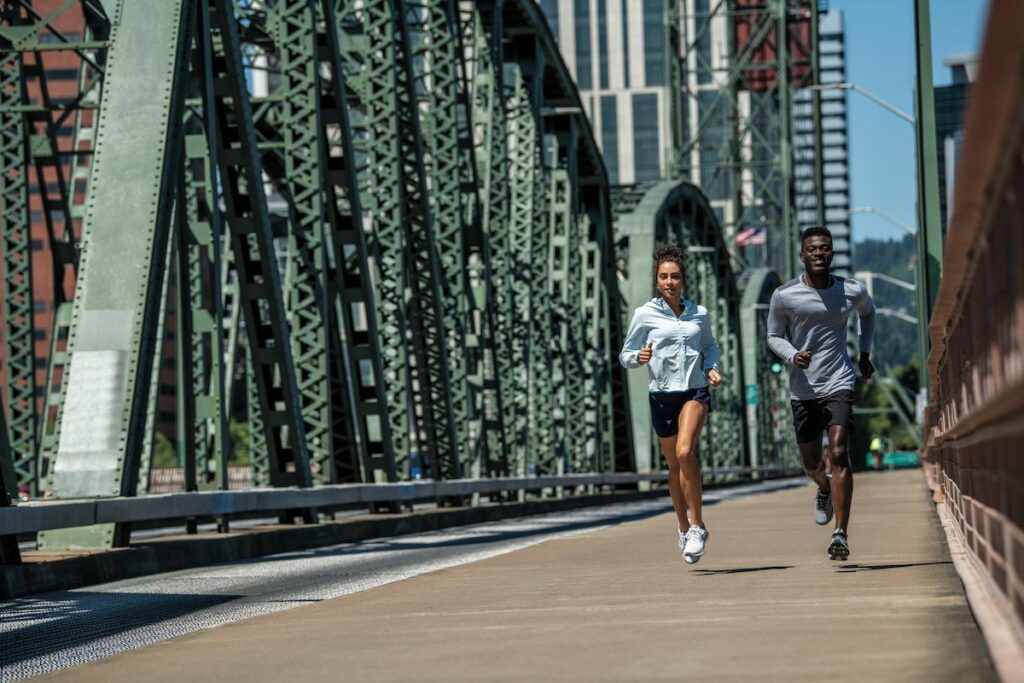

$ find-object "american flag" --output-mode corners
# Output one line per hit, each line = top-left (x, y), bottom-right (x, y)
(735, 226), (767, 246)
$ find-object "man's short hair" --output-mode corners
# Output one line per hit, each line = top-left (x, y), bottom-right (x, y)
(800, 225), (833, 246)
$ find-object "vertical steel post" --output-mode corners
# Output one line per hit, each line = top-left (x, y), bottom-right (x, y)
(775, 0), (795, 278)
(809, 0), (825, 227)
(912, 0), (943, 391)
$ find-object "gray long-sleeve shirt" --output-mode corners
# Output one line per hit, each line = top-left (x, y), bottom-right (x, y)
(766, 276), (876, 401)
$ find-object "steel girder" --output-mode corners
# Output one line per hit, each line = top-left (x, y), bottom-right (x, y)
(407, 0), (484, 479)
(319, 0), (398, 484)
(206, 0), (312, 489)
(675, 0), (817, 277)
(2, 0), (631, 531)
(738, 268), (797, 470)
(1, 2), (110, 497)
(256, 0), (334, 484)
(39, 0), (196, 548)
(0, 3), (36, 496)
(337, 1), (454, 480)
(465, 2), (513, 477)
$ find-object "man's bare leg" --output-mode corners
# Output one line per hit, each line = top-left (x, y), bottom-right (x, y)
(827, 424), (853, 531)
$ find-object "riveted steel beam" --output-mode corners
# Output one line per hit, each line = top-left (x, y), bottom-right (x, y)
(206, 0), (312, 489)
(318, 0), (398, 484)
(0, 2), (36, 497)
(39, 0), (196, 549)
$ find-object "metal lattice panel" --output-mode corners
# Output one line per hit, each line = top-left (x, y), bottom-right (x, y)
(0, 4), (36, 496)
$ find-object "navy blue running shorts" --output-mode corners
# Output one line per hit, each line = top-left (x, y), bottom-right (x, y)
(790, 389), (855, 443)
(648, 387), (712, 438)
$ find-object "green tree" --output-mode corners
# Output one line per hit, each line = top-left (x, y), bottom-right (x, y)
(229, 418), (250, 466)
(152, 432), (178, 468)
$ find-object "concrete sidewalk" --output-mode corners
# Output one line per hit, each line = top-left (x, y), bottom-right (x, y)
(42, 470), (996, 682)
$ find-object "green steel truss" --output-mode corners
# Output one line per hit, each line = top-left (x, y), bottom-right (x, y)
(1, 0), (634, 539)
(673, 0), (818, 277)
(407, 0), (482, 478)
(39, 0), (196, 548)
(738, 268), (798, 470)
(206, 0), (312, 488)
(319, 0), (397, 484)
(0, 2), (35, 496)
(466, 2), (513, 477)
(1, 1), (109, 497)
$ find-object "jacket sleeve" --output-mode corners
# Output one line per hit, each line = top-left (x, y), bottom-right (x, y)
(618, 309), (648, 369)
(855, 281), (876, 353)
(700, 310), (721, 373)
(766, 289), (799, 365)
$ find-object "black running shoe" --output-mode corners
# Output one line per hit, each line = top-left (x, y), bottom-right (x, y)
(828, 528), (850, 561)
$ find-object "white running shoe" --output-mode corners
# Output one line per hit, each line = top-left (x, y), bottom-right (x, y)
(682, 525), (709, 564)
(814, 487), (834, 525)
(828, 528), (850, 560)
(678, 529), (687, 555)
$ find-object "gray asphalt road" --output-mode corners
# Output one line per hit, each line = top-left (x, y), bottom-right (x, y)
(0, 479), (803, 681)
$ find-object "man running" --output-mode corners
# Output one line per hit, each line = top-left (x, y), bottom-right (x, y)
(767, 226), (876, 560)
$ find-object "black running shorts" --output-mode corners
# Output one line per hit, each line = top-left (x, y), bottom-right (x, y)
(790, 389), (855, 443)
(649, 387), (712, 438)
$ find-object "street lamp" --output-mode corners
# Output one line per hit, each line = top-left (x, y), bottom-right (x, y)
(807, 82), (916, 126)
(850, 207), (916, 236)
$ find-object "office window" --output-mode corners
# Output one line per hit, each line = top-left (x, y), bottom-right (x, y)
(598, 0), (609, 89)
(632, 93), (660, 182)
(644, 0), (664, 87)
(574, 0), (592, 90)
(695, 0), (712, 85)
(622, 0), (630, 88)
(600, 96), (619, 185)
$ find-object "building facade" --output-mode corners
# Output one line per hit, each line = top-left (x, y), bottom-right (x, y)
(793, 10), (850, 277)
(933, 54), (976, 233)
(538, 1), (829, 277)
(538, 0), (672, 187)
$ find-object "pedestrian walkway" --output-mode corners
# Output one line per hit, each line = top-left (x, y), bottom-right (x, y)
(37, 470), (995, 682)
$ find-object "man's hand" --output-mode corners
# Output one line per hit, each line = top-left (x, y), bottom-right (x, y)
(859, 353), (874, 380)
(707, 369), (722, 388)
(638, 341), (654, 365)
(793, 350), (813, 369)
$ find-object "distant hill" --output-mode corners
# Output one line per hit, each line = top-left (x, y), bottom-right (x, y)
(851, 234), (918, 368)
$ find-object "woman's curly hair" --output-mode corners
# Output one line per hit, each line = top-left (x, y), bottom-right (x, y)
(652, 242), (687, 282)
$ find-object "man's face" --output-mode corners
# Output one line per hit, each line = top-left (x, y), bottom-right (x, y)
(800, 235), (833, 275)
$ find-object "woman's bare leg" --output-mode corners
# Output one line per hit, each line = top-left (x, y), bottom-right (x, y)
(659, 435), (689, 530)
(675, 401), (708, 527)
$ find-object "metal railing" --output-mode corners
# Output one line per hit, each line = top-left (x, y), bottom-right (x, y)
(922, 0), (1024, 656)
(1, 467), (799, 540)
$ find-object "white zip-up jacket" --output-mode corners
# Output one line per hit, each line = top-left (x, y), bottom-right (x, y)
(619, 297), (721, 393)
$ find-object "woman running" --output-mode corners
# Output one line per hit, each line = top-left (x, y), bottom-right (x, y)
(619, 243), (723, 564)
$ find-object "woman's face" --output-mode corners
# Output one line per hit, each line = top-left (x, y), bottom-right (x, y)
(656, 260), (683, 300)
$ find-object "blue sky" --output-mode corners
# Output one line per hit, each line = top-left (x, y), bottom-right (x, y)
(829, 0), (990, 243)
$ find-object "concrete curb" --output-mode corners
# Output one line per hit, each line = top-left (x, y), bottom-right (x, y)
(0, 490), (664, 600)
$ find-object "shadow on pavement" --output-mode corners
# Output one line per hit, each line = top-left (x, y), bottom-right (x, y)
(835, 561), (952, 572)
(692, 565), (793, 575)
(0, 591), (240, 668)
